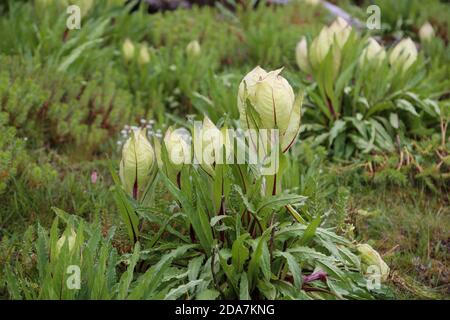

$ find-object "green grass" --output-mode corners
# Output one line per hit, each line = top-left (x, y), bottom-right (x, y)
(350, 186), (449, 299)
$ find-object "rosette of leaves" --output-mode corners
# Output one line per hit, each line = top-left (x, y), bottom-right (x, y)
(109, 117), (392, 300)
(148, 164), (390, 299)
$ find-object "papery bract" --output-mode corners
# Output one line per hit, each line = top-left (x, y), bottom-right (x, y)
(360, 38), (386, 66)
(419, 22), (435, 42)
(389, 38), (418, 71)
(357, 243), (390, 282)
(122, 38), (135, 62)
(138, 44), (151, 65)
(164, 127), (191, 171)
(186, 40), (201, 58)
(296, 37), (311, 74)
(119, 128), (156, 200)
(238, 67), (302, 153)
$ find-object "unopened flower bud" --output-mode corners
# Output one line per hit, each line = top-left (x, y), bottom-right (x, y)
(186, 40), (201, 58)
(419, 22), (434, 42)
(328, 17), (351, 49)
(357, 243), (390, 282)
(56, 229), (77, 256)
(360, 38), (386, 66)
(119, 128), (157, 200)
(238, 66), (302, 152)
(309, 27), (332, 68)
(164, 127), (191, 171)
(389, 38), (418, 71)
(138, 44), (151, 65)
(296, 37), (311, 74)
(122, 38), (135, 62)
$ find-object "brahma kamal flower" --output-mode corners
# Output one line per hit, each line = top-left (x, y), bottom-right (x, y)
(119, 128), (157, 200)
(389, 38), (418, 72)
(308, 17), (351, 75)
(122, 38), (135, 62)
(194, 116), (231, 176)
(357, 243), (390, 282)
(295, 37), (311, 74)
(56, 228), (77, 256)
(164, 127), (192, 171)
(237, 66), (302, 153)
(138, 43), (151, 65)
(328, 17), (352, 49)
(186, 40), (201, 58)
(419, 22), (435, 42)
(309, 26), (333, 68)
(359, 38), (386, 66)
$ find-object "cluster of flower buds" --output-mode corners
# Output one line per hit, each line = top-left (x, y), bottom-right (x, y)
(360, 37), (418, 72)
(55, 228), (77, 257)
(296, 17), (352, 78)
(119, 64), (302, 196)
(296, 17), (420, 75)
(122, 39), (152, 65)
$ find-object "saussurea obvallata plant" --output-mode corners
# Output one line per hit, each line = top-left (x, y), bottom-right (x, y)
(110, 67), (391, 299)
(295, 17), (445, 159)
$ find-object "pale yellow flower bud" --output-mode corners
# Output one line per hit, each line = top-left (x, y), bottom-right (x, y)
(328, 17), (351, 49)
(309, 26), (332, 68)
(122, 38), (135, 62)
(186, 40), (201, 58)
(194, 116), (229, 176)
(419, 22), (435, 42)
(360, 38), (386, 66)
(357, 244), (390, 282)
(119, 128), (156, 200)
(237, 66), (267, 130)
(296, 37), (311, 74)
(238, 67), (302, 152)
(389, 38), (418, 71)
(56, 229), (77, 256)
(138, 44), (151, 65)
(164, 127), (191, 171)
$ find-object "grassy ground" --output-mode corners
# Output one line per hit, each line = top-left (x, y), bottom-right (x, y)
(351, 186), (449, 299)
